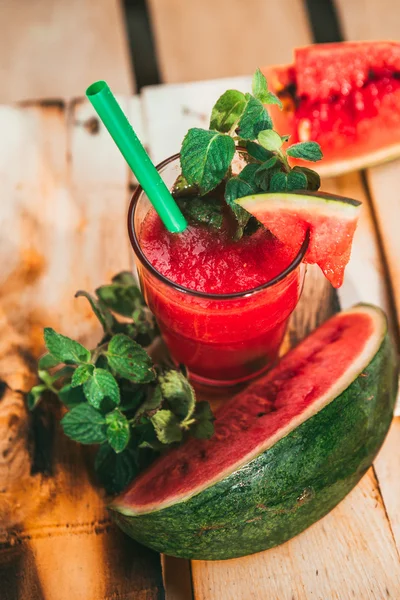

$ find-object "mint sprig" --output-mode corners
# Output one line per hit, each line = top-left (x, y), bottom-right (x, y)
(178, 69), (323, 239)
(181, 128), (235, 195)
(26, 271), (215, 495)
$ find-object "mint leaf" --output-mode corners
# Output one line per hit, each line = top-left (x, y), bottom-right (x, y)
(159, 370), (196, 422)
(44, 328), (90, 364)
(176, 196), (223, 230)
(281, 134), (291, 143)
(71, 364), (94, 387)
(135, 384), (163, 419)
(237, 163), (260, 183)
(27, 384), (46, 411)
(59, 383), (86, 409)
(237, 95), (272, 140)
(254, 157), (279, 191)
(105, 409), (130, 453)
(95, 443), (139, 494)
(225, 163), (260, 237)
(258, 129), (283, 152)
(139, 439), (166, 452)
(262, 92), (283, 108)
(270, 171), (288, 192)
(252, 68), (283, 108)
(75, 291), (114, 334)
(181, 128), (235, 195)
(252, 68), (268, 101)
(210, 90), (247, 133)
(106, 334), (155, 383)
(293, 166), (321, 191)
(287, 141), (323, 162)
(151, 410), (183, 444)
(225, 176), (257, 237)
(111, 271), (136, 286)
(38, 353), (59, 370)
(119, 381), (147, 414)
(246, 141), (274, 163)
(96, 283), (143, 318)
(190, 401), (215, 439)
(61, 404), (107, 444)
(287, 169), (308, 191)
(172, 173), (198, 198)
(83, 368), (120, 409)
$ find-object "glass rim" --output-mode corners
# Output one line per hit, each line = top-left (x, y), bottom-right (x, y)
(127, 153), (310, 300)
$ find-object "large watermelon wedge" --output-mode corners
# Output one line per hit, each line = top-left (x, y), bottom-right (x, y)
(263, 41), (400, 176)
(110, 305), (397, 560)
(236, 190), (361, 288)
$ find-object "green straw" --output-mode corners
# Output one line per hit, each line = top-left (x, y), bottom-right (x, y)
(86, 81), (187, 234)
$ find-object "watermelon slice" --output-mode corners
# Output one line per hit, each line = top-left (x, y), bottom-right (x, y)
(110, 305), (397, 560)
(263, 41), (400, 176)
(236, 190), (361, 288)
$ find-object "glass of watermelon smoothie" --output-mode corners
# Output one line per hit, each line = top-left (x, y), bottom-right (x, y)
(128, 154), (308, 387)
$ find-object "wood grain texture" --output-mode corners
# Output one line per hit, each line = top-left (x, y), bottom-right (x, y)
(333, 2), (400, 561)
(366, 161), (400, 333)
(0, 0), (133, 103)
(142, 76), (251, 163)
(147, 0), (311, 83)
(335, 0), (400, 41)
(0, 98), (163, 599)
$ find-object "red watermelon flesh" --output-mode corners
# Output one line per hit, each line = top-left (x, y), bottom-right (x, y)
(236, 191), (361, 288)
(295, 41), (400, 102)
(263, 42), (400, 176)
(114, 306), (377, 515)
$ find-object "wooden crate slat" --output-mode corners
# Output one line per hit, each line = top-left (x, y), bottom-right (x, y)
(147, 0), (311, 83)
(326, 1), (400, 555)
(366, 161), (400, 328)
(335, 0), (400, 41)
(142, 76), (251, 163)
(0, 0), (134, 103)
(0, 98), (163, 599)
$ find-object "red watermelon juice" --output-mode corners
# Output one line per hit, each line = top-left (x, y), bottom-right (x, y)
(128, 155), (307, 387)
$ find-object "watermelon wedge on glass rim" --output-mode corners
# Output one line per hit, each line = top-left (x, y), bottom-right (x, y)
(236, 190), (362, 288)
(263, 41), (400, 176)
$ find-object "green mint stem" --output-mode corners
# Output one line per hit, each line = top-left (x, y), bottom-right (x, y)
(91, 343), (108, 364)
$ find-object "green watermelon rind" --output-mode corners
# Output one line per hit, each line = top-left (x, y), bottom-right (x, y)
(316, 142), (400, 178)
(110, 306), (398, 560)
(236, 190), (361, 215)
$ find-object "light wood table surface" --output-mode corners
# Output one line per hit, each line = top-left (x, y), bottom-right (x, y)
(1, 0), (400, 598)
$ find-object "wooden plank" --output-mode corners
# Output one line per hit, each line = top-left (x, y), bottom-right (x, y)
(329, 2), (400, 559)
(147, 0), (311, 83)
(0, 0), (133, 104)
(142, 76), (251, 163)
(335, 0), (400, 41)
(0, 98), (163, 599)
(366, 161), (400, 333)
(142, 78), (400, 598)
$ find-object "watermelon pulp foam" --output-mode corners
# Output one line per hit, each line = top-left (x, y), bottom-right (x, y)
(135, 209), (305, 385)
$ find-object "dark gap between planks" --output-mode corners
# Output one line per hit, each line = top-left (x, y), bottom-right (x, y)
(122, 0), (161, 90)
(303, 0), (344, 43)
